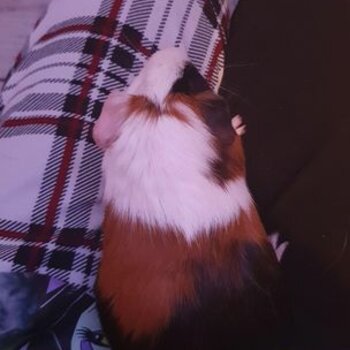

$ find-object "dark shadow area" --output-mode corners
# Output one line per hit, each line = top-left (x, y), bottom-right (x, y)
(221, 0), (350, 348)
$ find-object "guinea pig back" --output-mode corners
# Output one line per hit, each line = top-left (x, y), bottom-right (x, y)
(94, 47), (284, 350)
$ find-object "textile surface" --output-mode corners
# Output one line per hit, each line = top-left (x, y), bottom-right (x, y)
(0, 0), (237, 290)
(0, 273), (107, 350)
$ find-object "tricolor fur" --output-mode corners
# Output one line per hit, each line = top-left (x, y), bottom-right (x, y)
(94, 48), (283, 350)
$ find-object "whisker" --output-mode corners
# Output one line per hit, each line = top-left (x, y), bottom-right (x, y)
(325, 231), (349, 272)
(224, 62), (259, 70)
(219, 85), (241, 96)
(219, 86), (254, 108)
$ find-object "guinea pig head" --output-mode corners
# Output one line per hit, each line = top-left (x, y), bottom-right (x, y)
(93, 47), (245, 184)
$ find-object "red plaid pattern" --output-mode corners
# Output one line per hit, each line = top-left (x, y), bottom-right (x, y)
(0, 0), (238, 289)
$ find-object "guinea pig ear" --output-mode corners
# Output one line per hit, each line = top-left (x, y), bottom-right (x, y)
(196, 92), (236, 145)
(93, 91), (130, 150)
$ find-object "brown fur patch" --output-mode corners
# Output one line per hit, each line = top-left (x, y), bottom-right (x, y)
(97, 211), (196, 341)
(195, 91), (245, 184)
(97, 205), (270, 341)
(127, 95), (161, 119)
(163, 93), (197, 123)
(126, 94), (194, 123)
(125, 91), (245, 186)
(209, 133), (245, 186)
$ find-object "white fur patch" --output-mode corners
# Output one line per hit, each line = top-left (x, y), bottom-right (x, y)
(127, 47), (188, 104)
(102, 109), (252, 241)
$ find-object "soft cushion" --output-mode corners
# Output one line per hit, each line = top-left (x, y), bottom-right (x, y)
(0, 0), (239, 289)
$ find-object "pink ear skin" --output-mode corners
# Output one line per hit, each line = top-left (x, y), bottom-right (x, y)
(93, 91), (130, 150)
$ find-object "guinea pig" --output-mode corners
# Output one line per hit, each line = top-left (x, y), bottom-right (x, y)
(93, 47), (283, 350)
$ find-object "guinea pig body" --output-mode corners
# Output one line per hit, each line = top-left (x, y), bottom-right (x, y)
(94, 48), (283, 350)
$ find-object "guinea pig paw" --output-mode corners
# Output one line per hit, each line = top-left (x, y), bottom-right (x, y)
(231, 115), (246, 136)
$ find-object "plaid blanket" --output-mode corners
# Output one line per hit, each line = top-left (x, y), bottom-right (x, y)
(0, 0), (238, 290)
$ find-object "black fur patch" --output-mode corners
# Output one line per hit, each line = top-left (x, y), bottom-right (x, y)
(199, 95), (235, 145)
(97, 241), (286, 350)
(171, 64), (209, 95)
(152, 242), (283, 350)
